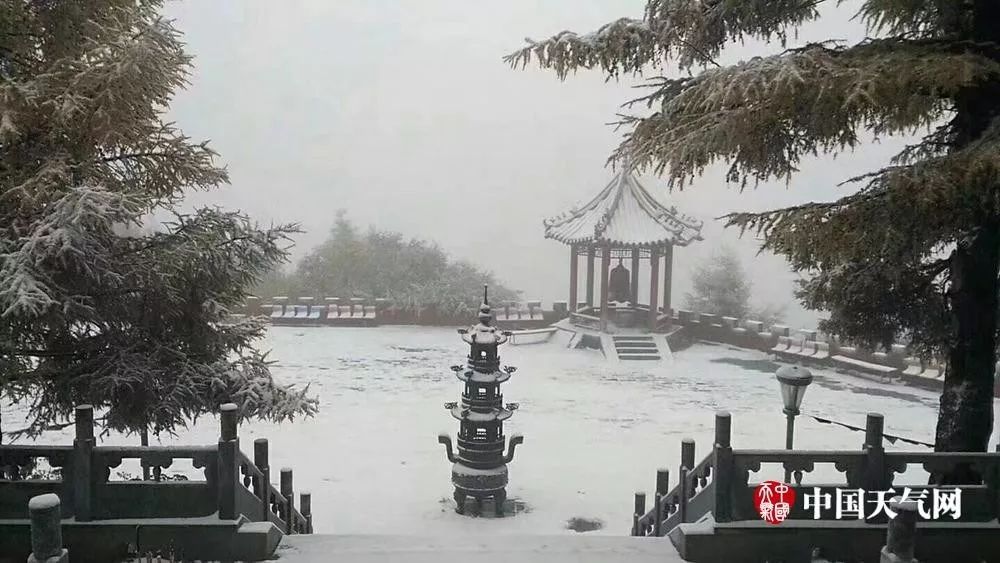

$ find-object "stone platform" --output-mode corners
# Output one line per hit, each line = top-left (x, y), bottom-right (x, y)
(277, 534), (685, 563)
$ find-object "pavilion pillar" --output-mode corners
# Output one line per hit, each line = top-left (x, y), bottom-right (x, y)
(630, 248), (640, 306)
(648, 248), (660, 331)
(569, 245), (579, 312)
(585, 245), (596, 308)
(662, 244), (674, 316)
(599, 245), (612, 332)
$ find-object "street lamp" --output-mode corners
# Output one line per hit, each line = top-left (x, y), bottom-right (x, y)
(775, 365), (813, 483)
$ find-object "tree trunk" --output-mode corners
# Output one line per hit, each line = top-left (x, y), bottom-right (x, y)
(932, 220), (1000, 483)
(930, 1), (1000, 484)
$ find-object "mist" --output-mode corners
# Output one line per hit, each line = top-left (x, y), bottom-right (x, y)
(161, 0), (913, 329)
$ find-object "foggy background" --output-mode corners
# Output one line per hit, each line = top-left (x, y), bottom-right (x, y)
(161, 0), (911, 329)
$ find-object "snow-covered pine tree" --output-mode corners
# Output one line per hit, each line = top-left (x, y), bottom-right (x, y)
(684, 246), (752, 320)
(507, 2), (1000, 481)
(0, 1), (316, 440)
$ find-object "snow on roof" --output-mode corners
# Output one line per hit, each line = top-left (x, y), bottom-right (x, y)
(543, 167), (704, 248)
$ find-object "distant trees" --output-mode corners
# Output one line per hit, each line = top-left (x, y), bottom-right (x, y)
(684, 246), (786, 325)
(0, 1), (316, 441)
(256, 212), (520, 317)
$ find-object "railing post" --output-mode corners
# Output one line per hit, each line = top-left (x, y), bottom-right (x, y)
(714, 411), (733, 522)
(653, 492), (664, 537)
(679, 438), (695, 524)
(881, 497), (917, 563)
(254, 438), (270, 523)
(681, 438), (696, 471)
(72, 405), (94, 522)
(679, 466), (690, 524)
(28, 494), (68, 563)
(656, 468), (670, 496)
(300, 491), (312, 533)
(281, 468), (295, 534)
(217, 403), (239, 520)
(631, 492), (646, 536)
(864, 412), (884, 451)
(863, 413), (889, 524)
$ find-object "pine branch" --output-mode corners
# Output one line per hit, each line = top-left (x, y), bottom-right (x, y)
(506, 0), (827, 76)
(610, 39), (1000, 187)
(99, 150), (183, 164)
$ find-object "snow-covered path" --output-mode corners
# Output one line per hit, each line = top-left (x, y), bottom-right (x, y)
(4, 326), (995, 537)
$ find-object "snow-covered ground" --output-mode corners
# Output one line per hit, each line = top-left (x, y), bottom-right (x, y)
(4, 326), (998, 537)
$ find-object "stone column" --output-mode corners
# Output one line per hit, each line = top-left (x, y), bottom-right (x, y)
(880, 497), (918, 562)
(648, 248), (660, 331)
(662, 244), (674, 316)
(599, 246), (611, 332)
(630, 248), (641, 306)
(585, 245), (596, 308)
(28, 493), (68, 563)
(569, 245), (579, 313)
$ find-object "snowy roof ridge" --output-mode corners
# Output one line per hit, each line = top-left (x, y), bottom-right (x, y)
(542, 167), (704, 247)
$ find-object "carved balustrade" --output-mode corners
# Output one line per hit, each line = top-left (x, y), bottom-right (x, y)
(631, 411), (1000, 537)
(0, 404), (313, 533)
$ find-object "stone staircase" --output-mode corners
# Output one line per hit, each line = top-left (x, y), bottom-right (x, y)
(612, 335), (662, 361)
(278, 534), (684, 563)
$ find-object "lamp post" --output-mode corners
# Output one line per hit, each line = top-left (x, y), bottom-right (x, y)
(775, 365), (813, 483)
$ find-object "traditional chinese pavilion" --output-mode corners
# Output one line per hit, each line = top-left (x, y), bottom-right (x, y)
(543, 166), (704, 333)
(438, 287), (524, 516)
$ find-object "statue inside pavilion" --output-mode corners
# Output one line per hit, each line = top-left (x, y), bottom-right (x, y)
(438, 286), (524, 516)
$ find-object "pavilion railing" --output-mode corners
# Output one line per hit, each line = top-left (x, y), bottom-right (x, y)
(569, 311), (602, 330)
(630, 411), (1000, 537)
(0, 404), (312, 534)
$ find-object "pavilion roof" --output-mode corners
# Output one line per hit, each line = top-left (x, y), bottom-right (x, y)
(543, 167), (704, 248)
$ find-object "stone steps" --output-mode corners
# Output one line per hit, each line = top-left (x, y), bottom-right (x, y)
(611, 336), (661, 361)
(278, 534), (685, 563)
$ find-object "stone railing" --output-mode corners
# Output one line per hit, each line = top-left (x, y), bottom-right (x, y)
(0, 404), (312, 561)
(236, 296), (568, 328)
(667, 309), (960, 393)
(629, 410), (1000, 561)
(235, 448), (312, 535)
(568, 311), (602, 331)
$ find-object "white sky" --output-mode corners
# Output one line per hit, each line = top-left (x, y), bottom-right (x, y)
(162, 1), (912, 328)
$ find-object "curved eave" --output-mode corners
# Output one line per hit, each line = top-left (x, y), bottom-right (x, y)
(542, 169), (704, 248)
(543, 230), (704, 248)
